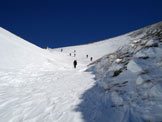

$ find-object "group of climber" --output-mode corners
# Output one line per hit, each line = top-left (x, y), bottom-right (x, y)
(60, 49), (93, 69)
(69, 50), (76, 57)
(86, 54), (93, 61)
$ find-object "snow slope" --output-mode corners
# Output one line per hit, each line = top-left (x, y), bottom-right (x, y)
(0, 21), (161, 122)
(85, 21), (162, 122)
(0, 27), (71, 72)
(0, 26), (131, 122)
(53, 33), (132, 66)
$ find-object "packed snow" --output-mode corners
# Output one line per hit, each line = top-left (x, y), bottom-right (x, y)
(0, 21), (162, 122)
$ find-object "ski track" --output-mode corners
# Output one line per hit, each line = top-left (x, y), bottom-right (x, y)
(0, 67), (95, 122)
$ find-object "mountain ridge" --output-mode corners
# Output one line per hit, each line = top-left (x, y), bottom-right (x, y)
(82, 20), (162, 122)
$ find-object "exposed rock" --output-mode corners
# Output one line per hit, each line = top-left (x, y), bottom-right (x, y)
(138, 69), (149, 75)
(145, 40), (159, 47)
(122, 81), (128, 84)
(112, 69), (122, 77)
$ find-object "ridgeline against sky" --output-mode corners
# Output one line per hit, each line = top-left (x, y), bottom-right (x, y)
(0, 0), (162, 48)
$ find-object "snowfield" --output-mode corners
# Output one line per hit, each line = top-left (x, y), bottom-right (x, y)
(0, 21), (162, 122)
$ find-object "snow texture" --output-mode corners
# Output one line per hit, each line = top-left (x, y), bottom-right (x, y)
(0, 21), (162, 122)
(88, 21), (162, 122)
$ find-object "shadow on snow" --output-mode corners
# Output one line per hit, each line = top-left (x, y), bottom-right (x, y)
(74, 68), (116, 122)
(74, 68), (139, 122)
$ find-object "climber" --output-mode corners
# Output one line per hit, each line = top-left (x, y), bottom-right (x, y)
(73, 60), (77, 68)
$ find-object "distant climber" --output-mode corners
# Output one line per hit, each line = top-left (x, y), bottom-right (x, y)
(73, 60), (77, 68)
(74, 50), (76, 53)
(86, 55), (88, 58)
(90, 57), (93, 61)
(69, 53), (71, 56)
(61, 49), (63, 52)
(74, 54), (76, 57)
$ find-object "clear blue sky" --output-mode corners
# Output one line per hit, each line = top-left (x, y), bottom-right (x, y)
(0, 0), (162, 48)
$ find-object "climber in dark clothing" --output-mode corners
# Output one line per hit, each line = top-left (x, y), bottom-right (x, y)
(73, 60), (77, 68)
(86, 55), (88, 58)
(90, 57), (93, 61)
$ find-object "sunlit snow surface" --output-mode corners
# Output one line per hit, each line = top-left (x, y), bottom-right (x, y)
(0, 21), (162, 122)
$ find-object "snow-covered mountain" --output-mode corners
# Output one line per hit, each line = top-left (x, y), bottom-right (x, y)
(0, 27), (73, 72)
(0, 21), (161, 122)
(84, 21), (162, 122)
